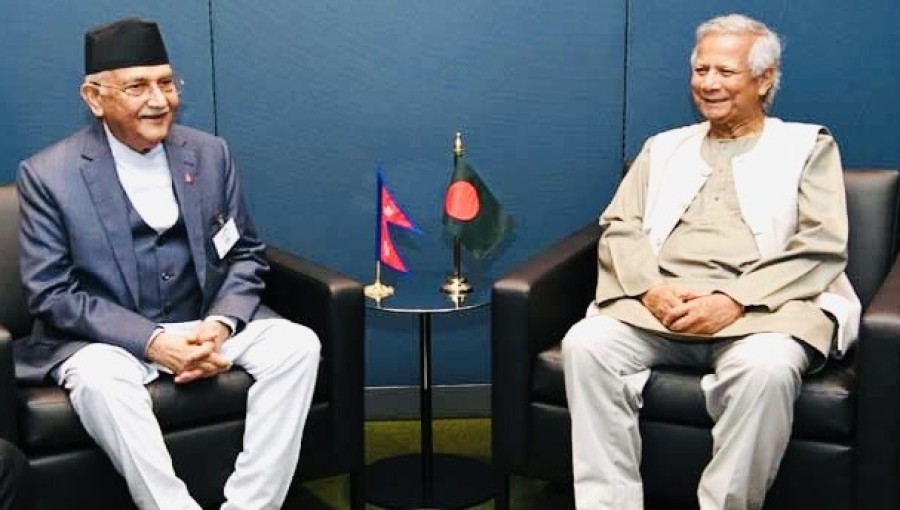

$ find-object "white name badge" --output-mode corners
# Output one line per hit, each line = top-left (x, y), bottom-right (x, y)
(213, 217), (240, 259)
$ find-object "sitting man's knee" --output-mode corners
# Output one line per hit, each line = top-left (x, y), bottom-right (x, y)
(271, 321), (321, 362)
(61, 345), (148, 390)
(562, 319), (595, 353)
(724, 337), (807, 390)
(562, 315), (619, 357)
(742, 357), (803, 390)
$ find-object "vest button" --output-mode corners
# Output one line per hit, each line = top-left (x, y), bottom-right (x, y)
(161, 272), (172, 281)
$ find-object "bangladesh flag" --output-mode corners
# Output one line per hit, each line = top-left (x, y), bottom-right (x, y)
(443, 155), (512, 259)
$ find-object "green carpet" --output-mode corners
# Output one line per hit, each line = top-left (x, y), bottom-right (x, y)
(289, 418), (574, 509)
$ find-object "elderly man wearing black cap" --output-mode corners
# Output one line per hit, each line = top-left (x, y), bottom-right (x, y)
(14, 18), (320, 509)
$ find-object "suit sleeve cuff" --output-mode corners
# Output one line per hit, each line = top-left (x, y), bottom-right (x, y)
(144, 327), (165, 358)
(206, 315), (238, 337)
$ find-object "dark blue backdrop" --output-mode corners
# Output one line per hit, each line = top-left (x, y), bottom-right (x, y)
(2, 1), (898, 386)
(625, 0), (900, 166)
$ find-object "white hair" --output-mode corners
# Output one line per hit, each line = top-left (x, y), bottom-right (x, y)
(83, 70), (108, 83)
(82, 71), (111, 97)
(689, 14), (782, 110)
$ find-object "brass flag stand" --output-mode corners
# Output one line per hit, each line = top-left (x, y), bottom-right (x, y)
(441, 132), (473, 296)
(364, 260), (394, 304)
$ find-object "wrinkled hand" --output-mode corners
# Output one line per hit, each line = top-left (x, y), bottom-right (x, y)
(174, 320), (234, 384)
(185, 320), (231, 352)
(662, 293), (743, 335)
(172, 351), (232, 384)
(641, 283), (705, 323)
(146, 331), (219, 376)
(146, 322), (233, 384)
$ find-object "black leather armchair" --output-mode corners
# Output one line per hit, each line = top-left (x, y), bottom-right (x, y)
(0, 183), (366, 509)
(492, 169), (900, 509)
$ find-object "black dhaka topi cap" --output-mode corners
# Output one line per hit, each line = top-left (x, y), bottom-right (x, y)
(84, 18), (169, 74)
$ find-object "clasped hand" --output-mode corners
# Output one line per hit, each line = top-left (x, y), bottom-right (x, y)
(641, 283), (743, 335)
(146, 320), (233, 384)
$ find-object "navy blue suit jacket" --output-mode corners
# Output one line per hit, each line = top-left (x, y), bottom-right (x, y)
(15, 122), (268, 383)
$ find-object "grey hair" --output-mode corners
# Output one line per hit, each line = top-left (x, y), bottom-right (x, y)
(689, 14), (782, 110)
(83, 71), (110, 95)
(83, 71), (107, 83)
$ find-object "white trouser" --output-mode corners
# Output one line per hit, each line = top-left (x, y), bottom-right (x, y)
(561, 314), (810, 510)
(53, 318), (321, 510)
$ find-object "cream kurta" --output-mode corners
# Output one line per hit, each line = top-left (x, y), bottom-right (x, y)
(595, 133), (847, 367)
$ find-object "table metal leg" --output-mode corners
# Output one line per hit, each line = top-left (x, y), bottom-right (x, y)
(420, 312), (434, 506)
(366, 311), (493, 509)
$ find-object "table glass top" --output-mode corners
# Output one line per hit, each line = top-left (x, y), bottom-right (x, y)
(363, 270), (490, 314)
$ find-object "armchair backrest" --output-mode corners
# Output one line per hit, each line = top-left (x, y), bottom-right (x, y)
(843, 169), (900, 307)
(0, 184), (31, 338)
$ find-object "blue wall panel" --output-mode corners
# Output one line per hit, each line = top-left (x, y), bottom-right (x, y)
(0, 1), (215, 184)
(7, 1), (894, 388)
(212, 2), (627, 385)
(625, 0), (900, 168)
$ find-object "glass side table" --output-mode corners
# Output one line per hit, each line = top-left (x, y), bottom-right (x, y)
(365, 270), (493, 509)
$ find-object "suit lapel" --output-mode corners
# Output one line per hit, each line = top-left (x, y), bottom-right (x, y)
(166, 131), (208, 292)
(79, 124), (140, 308)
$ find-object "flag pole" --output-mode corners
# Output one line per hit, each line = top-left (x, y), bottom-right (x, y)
(365, 168), (395, 303)
(441, 132), (473, 295)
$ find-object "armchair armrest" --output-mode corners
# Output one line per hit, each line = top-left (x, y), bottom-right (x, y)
(0, 324), (18, 443)
(856, 256), (900, 510)
(261, 246), (365, 470)
(491, 221), (600, 468)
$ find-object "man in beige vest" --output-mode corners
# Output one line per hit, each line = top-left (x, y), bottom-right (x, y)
(562, 13), (858, 510)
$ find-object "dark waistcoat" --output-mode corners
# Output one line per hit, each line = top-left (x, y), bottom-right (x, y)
(125, 195), (202, 323)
